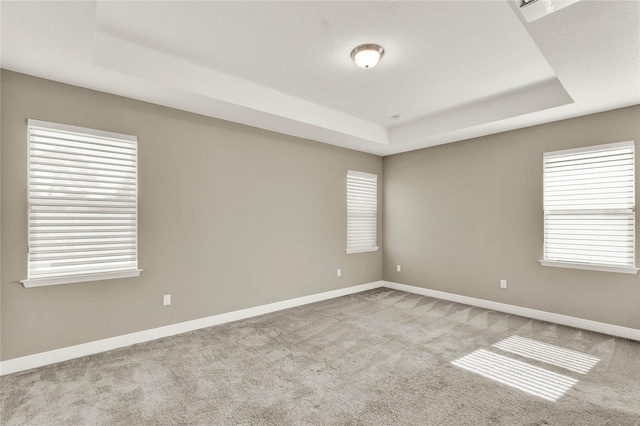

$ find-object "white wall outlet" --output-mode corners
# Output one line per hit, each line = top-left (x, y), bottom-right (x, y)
(396, 264), (402, 272)
(500, 279), (507, 289)
(163, 294), (172, 306)
(337, 269), (341, 277)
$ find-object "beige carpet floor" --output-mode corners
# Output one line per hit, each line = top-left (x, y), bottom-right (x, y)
(1, 288), (639, 425)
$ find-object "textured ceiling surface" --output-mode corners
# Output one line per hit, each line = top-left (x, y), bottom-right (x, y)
(95, 1), (556, 126)
(1, 1), (639, 155)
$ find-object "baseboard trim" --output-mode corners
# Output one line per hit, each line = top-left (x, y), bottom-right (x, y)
(0, 281), (384, 376)
(383, 280), (640, 341)
(4, 279), (636, 375)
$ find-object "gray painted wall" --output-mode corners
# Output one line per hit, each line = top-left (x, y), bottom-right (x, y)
(383, 105), (640, 329)
(0, 71), (383, 360)
(2, 69), (638, 362)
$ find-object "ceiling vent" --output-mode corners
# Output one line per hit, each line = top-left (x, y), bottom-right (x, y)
(518, 0), (582, 22)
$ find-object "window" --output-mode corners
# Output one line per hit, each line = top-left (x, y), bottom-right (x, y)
(346, 170), (378, 254)
(21, 120), (141, 287)
(540, 141), (637, 274)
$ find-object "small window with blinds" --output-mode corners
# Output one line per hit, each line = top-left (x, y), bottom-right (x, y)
(21, 120), (141, 287)
(346, 170), (378, 254)
(540, 141), (637, 274)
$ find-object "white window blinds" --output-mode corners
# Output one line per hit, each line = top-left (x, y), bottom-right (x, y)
(542, 141), (636, 272)
(346, 170), (378, 254)
(22, 120), (140, 287)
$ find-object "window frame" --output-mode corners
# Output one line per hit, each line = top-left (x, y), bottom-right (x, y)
(21, 119), (142, 288)
(346, 170), (379, 254)
(539, 141), (638, 274)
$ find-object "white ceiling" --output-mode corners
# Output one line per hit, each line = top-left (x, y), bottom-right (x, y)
(1, 1), (638, 156)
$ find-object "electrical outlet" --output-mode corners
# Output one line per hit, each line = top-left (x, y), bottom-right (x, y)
(396, 264), (401, 272)
(500, 279), (507, 289)
(337, 269), (341, 277)
(163, 294), (172, 306)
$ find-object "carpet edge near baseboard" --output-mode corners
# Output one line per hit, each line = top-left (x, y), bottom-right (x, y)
(2, 279), (638, 376)
(383, 280), (640, 342)
(0, 281), (384, 376)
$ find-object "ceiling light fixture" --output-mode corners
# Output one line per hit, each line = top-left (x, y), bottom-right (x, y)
(351, 44), (384, 69)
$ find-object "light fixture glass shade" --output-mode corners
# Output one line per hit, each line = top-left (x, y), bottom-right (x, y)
(351, 44), (384, 69)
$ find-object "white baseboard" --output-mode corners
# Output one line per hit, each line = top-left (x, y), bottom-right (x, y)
(383, 280), (640, 342)
(4, 279), (636, 376)
(0, 281), (384, 376)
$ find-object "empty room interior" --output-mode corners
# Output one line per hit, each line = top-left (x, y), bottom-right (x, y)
(1, 1), (639, 425)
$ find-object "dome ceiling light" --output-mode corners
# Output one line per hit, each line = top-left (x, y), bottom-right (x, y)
(350, 44), (384, 69)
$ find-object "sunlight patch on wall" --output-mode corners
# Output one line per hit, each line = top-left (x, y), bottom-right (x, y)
(493, 336), (600, 374)
(451, 349), (578, 401)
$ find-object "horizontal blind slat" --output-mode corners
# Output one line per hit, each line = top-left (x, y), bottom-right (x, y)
(545, 146), (632, 162)
(30, 157), (136, 174)
(544, 158), (633, 173)
(30, 238), (137, 247)
(31, 244), (136, 254)
(31, 171), (136, 185)
(31, 146), (136, 165)
(30, 137), (135, 156)
(30, 128), (136, 149)
(544, 169), (633, 181)
(31, 142), (136, 160)
(545, 152), (633, 168)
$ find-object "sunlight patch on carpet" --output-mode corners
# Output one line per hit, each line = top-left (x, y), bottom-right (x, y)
(492, 336), (600, 374)
(451, 349), (578, 401)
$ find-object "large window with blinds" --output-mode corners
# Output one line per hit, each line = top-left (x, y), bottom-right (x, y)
(21, 120), (141, 287)
(346, 170), (378, 254)
(540, 141), (637, 274)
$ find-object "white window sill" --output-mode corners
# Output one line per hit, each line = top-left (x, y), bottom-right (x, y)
(539, 260), (638, 275)
(21, 269), (143, 288)
(346, 247), (379, 254)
